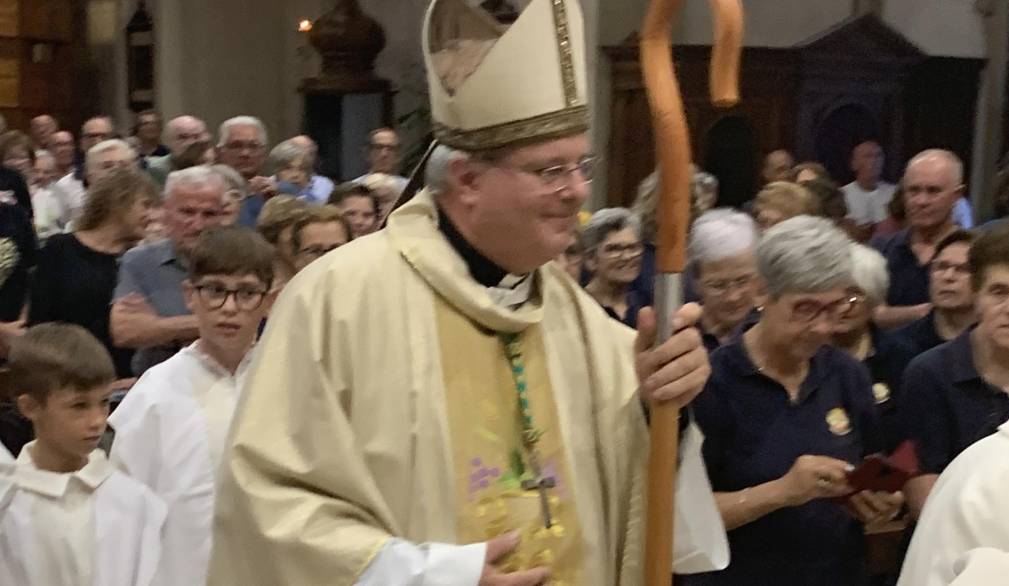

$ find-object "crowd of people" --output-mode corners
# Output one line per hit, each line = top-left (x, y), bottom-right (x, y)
(574, 144), (1009, 584)
(0, 64), (1006, 586)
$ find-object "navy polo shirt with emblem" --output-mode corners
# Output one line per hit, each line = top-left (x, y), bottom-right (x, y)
(893, 310), (948, 358)
(871, 229), (930, 307)
(864, 325), (917, 451)
(684, 340), (882, 586)
(899, 328), (1009, 475)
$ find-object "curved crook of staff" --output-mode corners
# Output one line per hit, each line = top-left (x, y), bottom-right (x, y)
(639, 0), (742, 584)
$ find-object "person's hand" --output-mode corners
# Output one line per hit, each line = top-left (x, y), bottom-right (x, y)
(248, 176), (278, 199)
(479, 532), (549, 586)
(118, 293), (157, 316)
(778, 455), (854, 507)
(635, 303), (710, 408)
(849, 490), (904, 526)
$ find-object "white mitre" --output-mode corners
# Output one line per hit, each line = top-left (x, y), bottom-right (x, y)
(423, 0), (589, 151)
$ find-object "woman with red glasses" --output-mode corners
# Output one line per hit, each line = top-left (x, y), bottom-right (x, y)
(685, 215), (903, 586)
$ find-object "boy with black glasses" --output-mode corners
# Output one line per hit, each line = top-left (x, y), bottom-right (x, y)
(109, 226), (274, 586)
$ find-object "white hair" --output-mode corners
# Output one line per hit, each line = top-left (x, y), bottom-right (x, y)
(583, 208), (642, 252)
(209, 164), (248, 199)
(757, 215), (853, 298)
(165, 166), (228, 202)
(217, 116), (268, 148)
(268, 140), (311, 174)
(688, 208), (758, 268)
(849, 243), (889, 306)
(34, 149), (54, 163)
(906, 149), (964, 186)
(85, 139), (136, 173)
(425, 144), (470, 196)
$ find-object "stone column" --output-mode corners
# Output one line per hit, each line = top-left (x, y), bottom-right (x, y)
(969, 1), (1008, 220)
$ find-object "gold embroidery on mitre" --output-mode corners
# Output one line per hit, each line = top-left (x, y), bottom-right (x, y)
(550, 0), (577, 107)
(826, 407), (852, 436)
(433, 105), (589, 152)
(872, 383), (891, 405)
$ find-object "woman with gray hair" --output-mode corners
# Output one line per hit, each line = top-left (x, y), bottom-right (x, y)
(685, 215), (903, 586)
(583, 207), (645, 326)
(689, 209), (761, 351)
(833, 243), (916, 451)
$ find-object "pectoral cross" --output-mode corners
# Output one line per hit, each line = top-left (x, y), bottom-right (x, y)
(522, 467), (556, 529)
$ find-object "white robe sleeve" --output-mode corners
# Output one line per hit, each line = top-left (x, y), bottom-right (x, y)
(673, 421), (730, 573)
(355, 539), (485, 586)
(949, 548), (1009, 586)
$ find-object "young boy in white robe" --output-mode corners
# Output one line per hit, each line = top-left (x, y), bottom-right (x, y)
(0, 323), (166, 586)
(109, 226), (275, 586)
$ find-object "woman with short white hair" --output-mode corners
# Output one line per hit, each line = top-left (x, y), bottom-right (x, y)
(583, 207), (645, 326)
(688, 209), (761, 350)
(686, 215), (903, 586)
(834, 244), (916, 450)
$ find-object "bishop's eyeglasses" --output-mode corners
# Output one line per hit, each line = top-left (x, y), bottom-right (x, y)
(485, 155), (600, 192)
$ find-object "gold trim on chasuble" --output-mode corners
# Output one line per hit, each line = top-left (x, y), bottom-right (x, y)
(436, 296), (584, 585)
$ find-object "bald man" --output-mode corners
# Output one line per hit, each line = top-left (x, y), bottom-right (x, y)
(871, 149), (964, 329)
(761, 149), (795, 185)
(146, 115), (208, 188)
(30, 115), (58, 149)
(842, 141), (896, 229)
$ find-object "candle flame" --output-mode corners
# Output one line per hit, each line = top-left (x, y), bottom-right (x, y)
(298, 19), (313, 32)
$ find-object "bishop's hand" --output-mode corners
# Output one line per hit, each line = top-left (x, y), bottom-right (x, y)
(634, 303), (710, 408)
(479, 532), (550, 586)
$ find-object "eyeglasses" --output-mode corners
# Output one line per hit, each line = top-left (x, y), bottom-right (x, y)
(701, 274), (755, 296)
(82, 132), (112, 141)
(194, 283), (268, 310)
(931, 260), (970, 276)
(369, 143), (399, 152)
(487, 155), (599, 192)
(298, 243), (342, 260)
(597, 242), (643, 260)
(789, 295), (859, 323)
(222, 141), (264, 152)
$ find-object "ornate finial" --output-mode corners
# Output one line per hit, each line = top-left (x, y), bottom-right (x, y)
(304, 0), (387, 92)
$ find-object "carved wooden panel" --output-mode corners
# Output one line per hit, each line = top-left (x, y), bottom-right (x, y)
(603, 44), (798, 208)
(0, 0), (17, 38)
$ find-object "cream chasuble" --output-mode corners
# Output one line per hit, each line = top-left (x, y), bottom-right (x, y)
(208, 189), (728, 586)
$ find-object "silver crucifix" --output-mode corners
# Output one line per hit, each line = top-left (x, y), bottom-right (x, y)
(522, 471), (557, 528)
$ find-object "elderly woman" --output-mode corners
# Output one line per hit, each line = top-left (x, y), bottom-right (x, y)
(268, 140), (313, 198)
(753, 181), (821, 232)
(688, 209), (761, 351)
(583, 208), (646, 327)
(686, 215), (903, 586)
(833, 244), (916, 450)
(210, 164), (248, 226)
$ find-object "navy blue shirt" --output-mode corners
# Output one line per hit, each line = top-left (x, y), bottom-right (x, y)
(864, 326), (917, 451)
(893, 310), (950, 358)
(685, 340), (882, 586)
(600, 289), (648, 328)
(870, 229), (930, 307)
(899, 328), (1009, 475)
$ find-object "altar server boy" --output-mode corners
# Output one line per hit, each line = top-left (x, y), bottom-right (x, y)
(0, 323), (166, 586)
(109, 226), (275, 586)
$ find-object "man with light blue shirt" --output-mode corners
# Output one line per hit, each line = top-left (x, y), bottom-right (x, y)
(110, 167), (228, 375)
